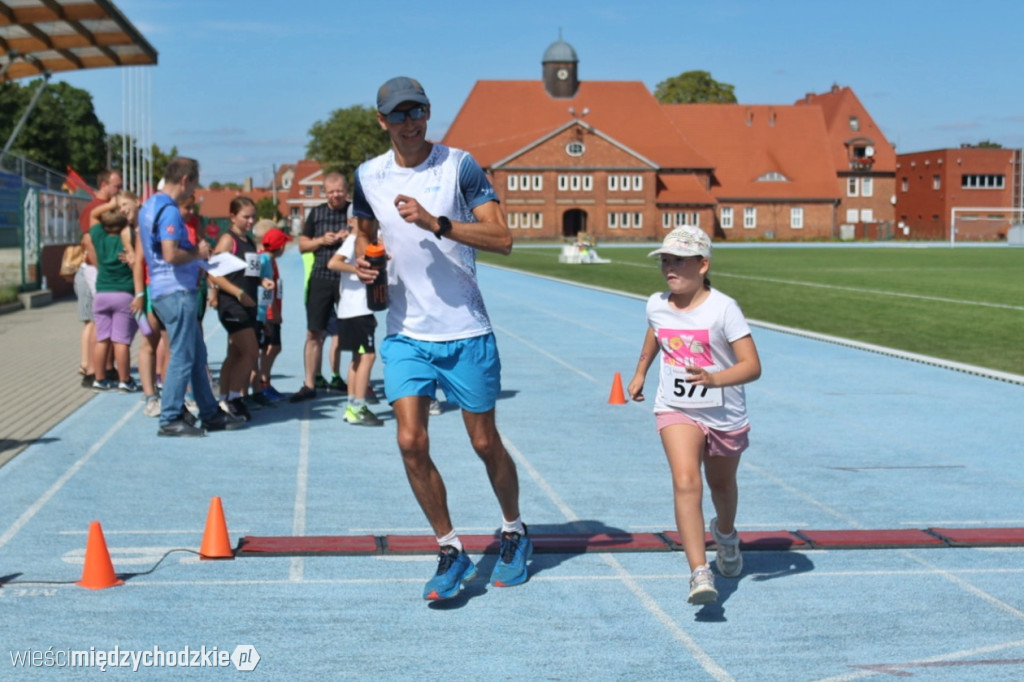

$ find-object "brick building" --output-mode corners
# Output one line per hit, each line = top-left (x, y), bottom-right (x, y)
(441, 38), (897, 242)
(895, 147), (1023, 241)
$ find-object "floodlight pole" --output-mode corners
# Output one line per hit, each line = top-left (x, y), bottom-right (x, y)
(0, 71), (52, 164)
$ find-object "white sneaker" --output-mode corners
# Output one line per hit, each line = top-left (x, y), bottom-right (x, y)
(428, 399), (442, 416)
(143, 396), (161, 417)
(710, 517), (743, 578)
(687, 564), (718, 605)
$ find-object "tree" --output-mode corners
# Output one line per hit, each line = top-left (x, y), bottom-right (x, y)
(0, 79), (107, 178)
(973, 140), (1003, 149)
(106, 134), (178, 185)
(306, 105), (390, 183)
(654, 70), (737, 104)
(256, 196), (279, 220)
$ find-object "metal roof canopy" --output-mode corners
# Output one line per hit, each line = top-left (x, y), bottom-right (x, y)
(0, 0), (157, 82)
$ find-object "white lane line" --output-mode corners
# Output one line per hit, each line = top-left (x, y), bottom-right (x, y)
(0, 404), (138, 550)
(816, 638), (1024, 682)
(289, 416), (311, 582)
(712, 271), (1024, 311)
(502, 434), (733, 682)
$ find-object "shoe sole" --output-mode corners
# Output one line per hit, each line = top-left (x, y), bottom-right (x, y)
(424, 566), (477, 601)
(687, 586), (719, 605)
(157, 430), (206, 437)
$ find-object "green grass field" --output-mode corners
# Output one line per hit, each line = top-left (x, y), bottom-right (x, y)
(478, 245), (1024, 376)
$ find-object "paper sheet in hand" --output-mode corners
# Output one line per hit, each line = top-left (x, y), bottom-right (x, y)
(201, 252), (247, 277)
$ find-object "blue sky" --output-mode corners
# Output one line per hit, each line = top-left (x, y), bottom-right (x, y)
(54, 0), (1024, 185)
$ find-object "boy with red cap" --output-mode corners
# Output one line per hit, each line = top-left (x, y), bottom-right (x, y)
(255, 223), (291, 402)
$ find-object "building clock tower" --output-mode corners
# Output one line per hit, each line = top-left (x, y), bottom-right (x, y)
(542, 32), (578, 99)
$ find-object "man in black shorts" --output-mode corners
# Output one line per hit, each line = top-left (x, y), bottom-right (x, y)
(291, 171), (349, 402)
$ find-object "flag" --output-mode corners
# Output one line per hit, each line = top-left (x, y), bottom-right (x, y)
(64, 166), (96, 198)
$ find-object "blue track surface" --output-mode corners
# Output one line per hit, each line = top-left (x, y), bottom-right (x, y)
(2, 248), (1023, 680)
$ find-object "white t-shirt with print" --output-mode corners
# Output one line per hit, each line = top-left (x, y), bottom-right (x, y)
(334, 234), (371, 320)
(647, 288), (753, 431)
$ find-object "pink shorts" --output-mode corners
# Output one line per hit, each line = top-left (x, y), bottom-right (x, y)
(655, 411), (750, 458)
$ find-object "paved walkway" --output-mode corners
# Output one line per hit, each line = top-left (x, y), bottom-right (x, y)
(0, 297), (94, 466)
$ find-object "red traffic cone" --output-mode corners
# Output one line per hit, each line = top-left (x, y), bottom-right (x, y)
(608, 372), (627, 404)
(76, 521), (124, 589)
(199, 496), (234, 560)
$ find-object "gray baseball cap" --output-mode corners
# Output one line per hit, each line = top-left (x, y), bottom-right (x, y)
(376, 76), (430, 115)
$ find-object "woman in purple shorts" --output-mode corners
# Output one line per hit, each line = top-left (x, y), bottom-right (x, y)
(628, 226), (762, 606)
(84, 209), (139, 392)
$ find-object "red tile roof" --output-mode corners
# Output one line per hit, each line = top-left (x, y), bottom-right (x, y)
(444, 80), (712, 169)
(795, 85), (896, 172)
(656, 173), (716, 205)
(194, 187), (278, 220)
(663, 104), (839, 201)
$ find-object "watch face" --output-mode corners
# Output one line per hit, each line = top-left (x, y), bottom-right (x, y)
(557, 68), (568, 80)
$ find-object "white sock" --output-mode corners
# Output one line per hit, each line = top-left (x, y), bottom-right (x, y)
(436, 530), (462, 553)
(501, 516), (525, 536)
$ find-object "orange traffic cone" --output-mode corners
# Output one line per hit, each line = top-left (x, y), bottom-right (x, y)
(608, 372), (627, 404)
(76, 521), (124, 589)
(199, 496), (234, 560)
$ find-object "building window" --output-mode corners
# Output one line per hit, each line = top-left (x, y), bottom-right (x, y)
(520, 175), (530, 190)
(791, 207), (804, 229)
(583, 175), (593, 191)
(847, 178), (859, 197)
(520, 212), (531, 228)
(621, 212), (631, 228)
(721, 207), (733, 229)
(849, 116), (859, 131)
(532, 175), (543, 191)
(304, 186), (313, 198)
(608, 175), (619, 191)
(743, 207), (756, 229)
(961, 174), (1005, 189)
(860, 209), (873, 223)
(662, 212), (672, 229)
(507, 175), (518, 191)
(533, 212), (543, 228)
(933, 175), (941, 190)
(620, 175), (630, 191)
(901, 177), (909, 192)
(633, 212), (643, 228)
(608, 212), (618, 229)
(846, 209), (859, 222)
(558, 175), (568, 191)
(632, 175), (643, 191)
(508, 212), (519, 228)
(566, 141), (585, 157)
(861, 177), (873, 197)
(570, 175), (580, 191)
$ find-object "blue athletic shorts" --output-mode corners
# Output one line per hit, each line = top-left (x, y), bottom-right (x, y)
(380, 333), (501, 413)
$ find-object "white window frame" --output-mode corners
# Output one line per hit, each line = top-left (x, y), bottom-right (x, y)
(901, 177), (909, 192)
(582, 175), (593, 192)
(558, 175), (568, 191)
(520, 175), (530, 191)
(932, 175), (941, 190)
(860, 209), (873, 223)
(507, 175), (518, 191)
(508, 212), (519, 228)
(662, 212), (672, 229)
(532, 212), (543, 229)
(721, 207), (733, 229)
(608, 212), (618, 229)
(620, 175), (630, 191)
(608, 175), (619, 191)
(743, 207), (757, 229)
(632, 175), (643, 191)
(846, 208), (859, 222)
(632, 212), (643, 229)
(570, 175), (581, 191)
(620, 212), (631, 229)
(532, 175), (543, 191)
(847, 177), (859, 197)
(790, 207), (804, 229)
(566, 141), (585, 157)
(861, 177), (873, 197)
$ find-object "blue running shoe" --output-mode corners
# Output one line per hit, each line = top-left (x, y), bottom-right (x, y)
(490, 528), (533, 587)
(423, 546), (476, 600)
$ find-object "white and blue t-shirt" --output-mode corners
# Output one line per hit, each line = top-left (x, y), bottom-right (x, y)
(139, 192), (200, 299)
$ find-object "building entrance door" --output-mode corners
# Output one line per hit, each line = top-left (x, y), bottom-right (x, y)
(562, 209), (588, 239)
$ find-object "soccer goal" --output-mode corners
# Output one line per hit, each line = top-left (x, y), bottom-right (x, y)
(949, 206), (1024, 246)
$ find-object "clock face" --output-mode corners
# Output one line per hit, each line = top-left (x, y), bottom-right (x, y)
(557, 68), (568, 80)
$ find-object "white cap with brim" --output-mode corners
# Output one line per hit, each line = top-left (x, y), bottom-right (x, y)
(648, 225), (712, 259)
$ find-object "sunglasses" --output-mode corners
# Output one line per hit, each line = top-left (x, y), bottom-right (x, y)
(385, 105), (428, 124)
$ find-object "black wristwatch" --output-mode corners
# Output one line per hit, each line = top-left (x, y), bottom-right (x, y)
(435, 216), (452, 240)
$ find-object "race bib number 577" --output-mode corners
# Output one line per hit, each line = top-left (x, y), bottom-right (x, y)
(657, 328), (723, 409)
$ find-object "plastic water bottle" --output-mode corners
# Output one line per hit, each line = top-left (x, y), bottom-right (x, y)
(365, 243), (388, 311)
